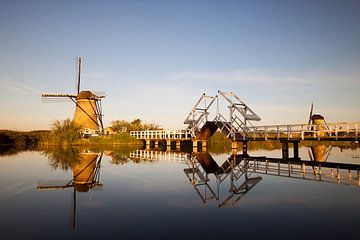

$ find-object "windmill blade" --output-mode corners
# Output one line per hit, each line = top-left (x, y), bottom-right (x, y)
(41, 93), (77, 103)
(76, 57), (81, 94)
(308, 102), (313, 125)
(42, 93), (77, 98)
(37, 180), (73, 190)
(41, 97), (73, 103)
(92, 91), (107, 98)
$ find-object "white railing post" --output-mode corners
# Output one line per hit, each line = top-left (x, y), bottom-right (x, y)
(301, 125), (304, 140)
(264, 127), (268, 140)
(287, 125), (290, 140)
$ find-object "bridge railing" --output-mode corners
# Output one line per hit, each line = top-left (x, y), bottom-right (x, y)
(130, 129), (192, 140)
(130, 122), (359, 141)
(247, 122), (359, 140)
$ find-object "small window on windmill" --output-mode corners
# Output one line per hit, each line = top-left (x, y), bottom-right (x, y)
(121, 126), (127, 133)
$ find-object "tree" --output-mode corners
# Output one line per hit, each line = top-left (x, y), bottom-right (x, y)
(111, 118), (160, 133)
(49, 119), (81, 144)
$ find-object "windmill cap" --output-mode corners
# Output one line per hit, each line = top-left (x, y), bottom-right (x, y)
(311, 114), (325, 120)
(77, 91), (94, 99)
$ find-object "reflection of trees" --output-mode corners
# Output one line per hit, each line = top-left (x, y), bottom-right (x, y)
(0, 144), (39, 157)
(109, 146), (160, 165)
(42, 147), (81, 171)
(110, 152), (130, 165)
(108, 147), (135, 165)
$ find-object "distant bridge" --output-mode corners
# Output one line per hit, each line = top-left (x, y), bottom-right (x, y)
(130, 91), (359, 153)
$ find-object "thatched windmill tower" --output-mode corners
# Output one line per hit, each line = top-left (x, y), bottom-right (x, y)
(42, 58), (105, 136)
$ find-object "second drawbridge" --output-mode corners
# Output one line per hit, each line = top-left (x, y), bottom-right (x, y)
(183, 90), (261, 149)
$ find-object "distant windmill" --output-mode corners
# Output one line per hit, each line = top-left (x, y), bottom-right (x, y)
(42, 58), (105, 136)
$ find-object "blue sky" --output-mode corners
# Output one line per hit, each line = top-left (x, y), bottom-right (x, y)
(1, 0), (359, 130)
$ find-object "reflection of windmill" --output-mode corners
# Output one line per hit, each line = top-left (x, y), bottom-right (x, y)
(307, 145), (333, 163)
(37, 151), (103, 229)
(42, 58), (106, 136)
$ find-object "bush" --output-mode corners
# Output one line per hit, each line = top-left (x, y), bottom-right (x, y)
(47, 119), (81, 145)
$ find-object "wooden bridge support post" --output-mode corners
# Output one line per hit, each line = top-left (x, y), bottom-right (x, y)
(146, 140), (151, 150)
(201, 141), (207, 151)
(293, 141), (299, 160)
(166, 140), (172, 151)
(193, 141), (198, 153)
(176, 141), (181, 151)
(154, 140), (159, 149)
(242, 141), (248, 156)
(231, 141), (239, 149)
(282, 141), (289, 160)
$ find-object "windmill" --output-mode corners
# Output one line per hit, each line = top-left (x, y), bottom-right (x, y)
(307, 102), (329, 138)
(42, 58), (106, 136)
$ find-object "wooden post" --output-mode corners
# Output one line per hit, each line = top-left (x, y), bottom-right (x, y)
(193, 141), (198, 153)
(282, 141), (289, 160)
(176, 140), (181, 151)
(201, 141), (207, 152)
(166, 140), (172, 151)
(293, 141), (299, 160)
(242, 141), (248, 155)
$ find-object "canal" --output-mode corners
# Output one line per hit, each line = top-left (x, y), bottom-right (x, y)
(0, 143), (359, 239)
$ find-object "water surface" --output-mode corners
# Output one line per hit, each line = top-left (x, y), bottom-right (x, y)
(0, 144), (359, 240)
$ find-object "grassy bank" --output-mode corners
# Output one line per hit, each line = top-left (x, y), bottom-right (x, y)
(0, 129), (141, 148)
(40, 133), (142, 146)
(0, 130), (49, 146)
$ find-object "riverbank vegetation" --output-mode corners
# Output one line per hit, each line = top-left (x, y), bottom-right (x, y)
(0, 119), (143, 148)
(110, 118), (160, 133)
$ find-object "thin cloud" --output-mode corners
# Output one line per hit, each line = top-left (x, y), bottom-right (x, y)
(169, 69), (314, 85)
(1, 78), (42, 95)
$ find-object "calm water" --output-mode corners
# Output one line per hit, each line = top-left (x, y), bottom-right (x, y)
(1, 144), (360, 240)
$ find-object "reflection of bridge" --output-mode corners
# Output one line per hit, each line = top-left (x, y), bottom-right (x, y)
(130, 91), (359, 156)
(129, 149), (360, 206)
(129, 149), (190, 163)
(130, 150), (360, 187)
